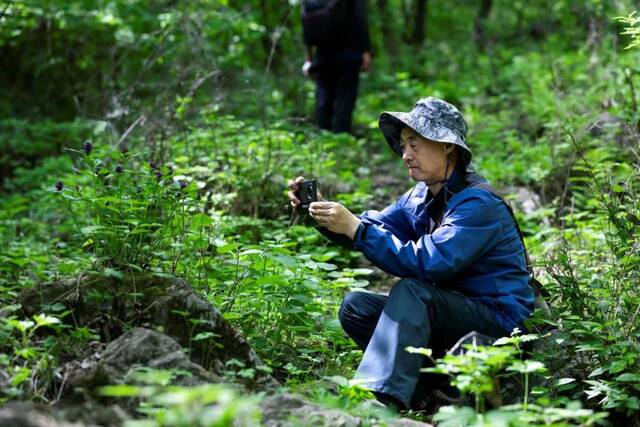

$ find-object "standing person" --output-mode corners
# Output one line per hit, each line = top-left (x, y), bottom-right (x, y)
(287, 97), (535, 410)
(301, 0), (372, 133)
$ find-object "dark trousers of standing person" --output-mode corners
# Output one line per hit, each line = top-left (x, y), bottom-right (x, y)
(315, 59), (361, 133)
(338, 278), (510, 409)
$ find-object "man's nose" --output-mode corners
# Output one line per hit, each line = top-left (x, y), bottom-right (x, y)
(402, 149), (412, 162)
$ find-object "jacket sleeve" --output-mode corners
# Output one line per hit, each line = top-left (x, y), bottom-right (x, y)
(316, 190), (414, 248)
(353, 191), (505, 283)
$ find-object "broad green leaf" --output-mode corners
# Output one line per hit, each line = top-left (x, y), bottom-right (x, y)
(616, 373), (640, 382)
(98, 384), (144, 397)
(33, 314), (61, 328)
(217, 243), (240, 254)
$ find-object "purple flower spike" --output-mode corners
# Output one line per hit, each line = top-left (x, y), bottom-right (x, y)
(155, 170), (163, 181)
(55, 181), (64, 191)
(115, 164), (124, 174)
(82, 141), (93, 155)
(149, 161), (159, 170)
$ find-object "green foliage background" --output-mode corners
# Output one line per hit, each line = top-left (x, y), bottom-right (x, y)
(1, 0), (640, 425)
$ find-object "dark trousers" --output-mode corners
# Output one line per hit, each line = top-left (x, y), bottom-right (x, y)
(314, 59), (361, 133)
(338, 278), (510, 408)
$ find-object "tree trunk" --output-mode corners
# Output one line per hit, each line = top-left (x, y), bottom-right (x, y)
(473, 0), (492, 50)
(377, 0), (398, 60)
(410, 0), (428, 46)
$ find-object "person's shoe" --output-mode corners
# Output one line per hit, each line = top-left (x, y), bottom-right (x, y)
(409, 391), (435, 413)
(431, 384), (468, 405)
(372, 392), (405, 412)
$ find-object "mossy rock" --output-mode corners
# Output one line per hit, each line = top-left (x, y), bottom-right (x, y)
(20, 273), (276, 390)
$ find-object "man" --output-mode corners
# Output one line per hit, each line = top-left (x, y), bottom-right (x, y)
(301, 0), (372, 133)
(287, 97), (535, 410)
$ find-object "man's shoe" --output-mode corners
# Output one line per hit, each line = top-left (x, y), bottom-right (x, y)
(372, 392), (405, 412)
(409, 392), (434, 413)
(431, 385), (468, 405)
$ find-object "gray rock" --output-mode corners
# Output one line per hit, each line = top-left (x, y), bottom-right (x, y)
(65, 327), (220, 393)
(501, 186), (543, 216)
(589, 112), (624, 137)
(588, 112), (639, 147)
(0, 402), (91, 427)
(260, 393), (434, 427)
(388, 418), (434, 426)
(20, 274), (277, 390)
(262, 393), (361, 427)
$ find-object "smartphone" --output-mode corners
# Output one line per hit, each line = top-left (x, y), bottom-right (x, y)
(297, 179), (317, 210)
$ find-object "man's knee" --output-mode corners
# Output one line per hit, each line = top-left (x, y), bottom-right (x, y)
(389, 278), (441, 311)
(391, 278), (433, 295)
(338, 291), (364, 329)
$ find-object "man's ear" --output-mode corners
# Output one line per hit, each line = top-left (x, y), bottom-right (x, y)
(444, 144), (455, 154)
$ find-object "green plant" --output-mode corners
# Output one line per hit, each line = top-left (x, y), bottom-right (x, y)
(199, 227), (362, 381)
(55, 143), (197, 273)
(99, 380), (261, 427)
(411, 336), (519, 414)
(540, 140), (640, 418)
(412, 330), (608, 426)
(618, 11), (640, 49)
(0, 307), (63, 401)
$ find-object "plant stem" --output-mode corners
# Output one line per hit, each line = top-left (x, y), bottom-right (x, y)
(524, 372), (529, 410)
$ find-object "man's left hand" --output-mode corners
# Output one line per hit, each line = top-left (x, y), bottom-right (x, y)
(309, 201), (362, 240)
(361, 51), (372, 72)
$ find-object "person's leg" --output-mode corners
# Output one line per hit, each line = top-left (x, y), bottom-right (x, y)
(314, 61), (338, 130)
(338, 290), (388, 351)
(332, 60), (361, 133)
(354, 278), (510, 409)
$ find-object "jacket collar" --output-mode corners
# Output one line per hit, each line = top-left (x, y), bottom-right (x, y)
(425, 164), (467, 201)
(422, 165), (468, 230)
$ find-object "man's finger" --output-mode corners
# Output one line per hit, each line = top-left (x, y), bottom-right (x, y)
(312, 215), (330, 225)
(309, 206), (332, 215)
(288, 176), (305, 190)
(310, 201), (334, 209)
(288, 190), (300, 204)
(310, 212), (331, 218)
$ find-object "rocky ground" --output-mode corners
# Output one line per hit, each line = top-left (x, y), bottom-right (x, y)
(2, 274), (435, 426)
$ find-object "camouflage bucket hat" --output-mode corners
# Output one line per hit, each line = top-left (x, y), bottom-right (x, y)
(378, 97), (472, 163)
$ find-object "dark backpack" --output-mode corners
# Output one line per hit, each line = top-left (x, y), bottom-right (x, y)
(301, 0), (350, 48)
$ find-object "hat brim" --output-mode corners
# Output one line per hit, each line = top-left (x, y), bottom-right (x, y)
(378, 111), (412, 156)
(378, 111), (472, 161)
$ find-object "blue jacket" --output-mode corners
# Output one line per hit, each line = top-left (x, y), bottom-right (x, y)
(320, 168), (534, 332)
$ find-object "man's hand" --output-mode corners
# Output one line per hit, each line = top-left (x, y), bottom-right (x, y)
(309, 201), (362, 239)
(287, 176), (325, 208)
(361, 51), (372, 72)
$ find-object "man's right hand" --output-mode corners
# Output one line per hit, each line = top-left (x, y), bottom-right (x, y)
(287, 176), (325, 208)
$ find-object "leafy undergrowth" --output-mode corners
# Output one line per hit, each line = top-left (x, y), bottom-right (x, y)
(2, 1), (640, 426)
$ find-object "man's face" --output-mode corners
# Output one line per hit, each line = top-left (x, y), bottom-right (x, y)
(399, 127), (449, 182)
